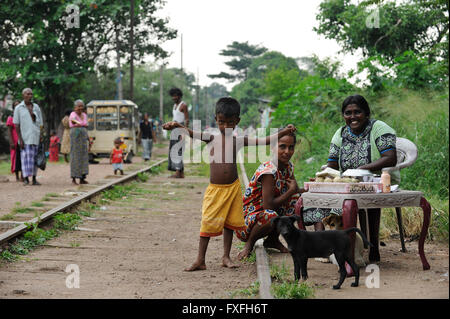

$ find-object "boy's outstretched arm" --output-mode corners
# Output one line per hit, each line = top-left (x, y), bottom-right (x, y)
(242, 124), (296, 146)
(162, 121), (213, 143)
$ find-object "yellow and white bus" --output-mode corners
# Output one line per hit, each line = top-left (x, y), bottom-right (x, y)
(86, 100), (139, 162)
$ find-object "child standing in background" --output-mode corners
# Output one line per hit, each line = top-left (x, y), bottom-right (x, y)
(110, 138), (124, 175)
(48, 130), (60, 162)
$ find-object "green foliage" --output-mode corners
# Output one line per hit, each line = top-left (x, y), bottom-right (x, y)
(137, 172), (149, 182)
(315, 0), (449, 91)
(314, 0), (448, 62)
(0, 0), (177, 131)
(271, 75), (354, 155)
(54, 213), (82, 231)
(208, 41), (267, 82)
(230, 281), (260, 298)
(271, 281), (315, 299)
(0, 250), (18, 262)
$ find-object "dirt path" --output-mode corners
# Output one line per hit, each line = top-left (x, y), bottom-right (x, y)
(270, 234), (449, 298)
(0, 161), (256, 299)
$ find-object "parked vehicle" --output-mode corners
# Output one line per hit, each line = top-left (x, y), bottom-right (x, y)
(86, 100), (139, 163)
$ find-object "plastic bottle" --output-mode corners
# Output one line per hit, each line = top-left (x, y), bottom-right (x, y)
(381, 169), (391, 193)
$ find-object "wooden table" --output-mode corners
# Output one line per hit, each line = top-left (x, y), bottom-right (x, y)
(295, 190), (431, 274)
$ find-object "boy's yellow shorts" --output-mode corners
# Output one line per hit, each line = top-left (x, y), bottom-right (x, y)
(200, 179), (246, 237)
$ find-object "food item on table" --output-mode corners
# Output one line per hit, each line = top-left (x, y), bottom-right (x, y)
(316, 167), (341, 178)
(316, 177), (325, 182)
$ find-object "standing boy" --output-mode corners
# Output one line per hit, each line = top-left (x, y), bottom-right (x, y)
(110, 138), (124, 175)
(163, 97), (296, 271)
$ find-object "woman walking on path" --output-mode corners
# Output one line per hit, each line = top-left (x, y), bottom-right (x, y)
(69, 100), (89, 185)
(168, 88), (189, 178)
(60, 109), (71, 163)
(6, 101), (22, 181)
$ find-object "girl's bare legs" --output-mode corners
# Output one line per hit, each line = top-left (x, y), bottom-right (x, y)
(237, 223), (273, 260)
(185, 236), (209, 271)
(222, 227), (238, 268)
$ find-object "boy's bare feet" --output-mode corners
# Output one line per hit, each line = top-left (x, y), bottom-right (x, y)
(263, 238), (289, 253)
(184, 261), (206, 271)
(222, 256), (238, 268)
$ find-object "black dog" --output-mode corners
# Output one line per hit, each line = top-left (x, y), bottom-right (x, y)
(271, 215), (372, 289)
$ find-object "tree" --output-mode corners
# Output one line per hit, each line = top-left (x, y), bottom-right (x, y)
(0, 0), (177, 131)
(208, 41), (267, 82)
(298, 54), (343, 79)
(314, 0), (449, 89)
(314, 0), (448, 63)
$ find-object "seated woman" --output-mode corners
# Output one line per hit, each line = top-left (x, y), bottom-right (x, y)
(236, 130), (303, 260)
(303, 94), (397, 262)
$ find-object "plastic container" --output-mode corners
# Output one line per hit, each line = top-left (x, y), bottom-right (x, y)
(381, 169), (391, 193)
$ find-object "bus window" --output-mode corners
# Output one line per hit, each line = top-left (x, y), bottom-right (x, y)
(96, 106), (118, 131)
(87, 106), (94, 130)
(119, 106), (132, 130)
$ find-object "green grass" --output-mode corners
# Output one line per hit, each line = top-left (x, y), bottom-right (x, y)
(0, 161), (10, 175)
(230, 281), (260, 298)
(0, 211), (83, 263)
(269, 260), (315, 299)
(45, 193), (60, 198)
(0, 213), (16, 221)
(31, 201), (44, 207)
(271, 281), (315, 299)
(11, 206), (33, 214)
(137, 172), (149, 182)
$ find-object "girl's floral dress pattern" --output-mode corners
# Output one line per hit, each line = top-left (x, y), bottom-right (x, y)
(235, 161), (299, 242)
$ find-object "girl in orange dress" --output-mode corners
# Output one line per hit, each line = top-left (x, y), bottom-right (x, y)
(48, 130), (60, 162)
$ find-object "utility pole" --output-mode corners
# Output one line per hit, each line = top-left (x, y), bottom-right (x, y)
(129, 0), (135, 101)
(116, 26), (123, 100)
(159, 64), (164, 123)
(180, 34), (183, 72)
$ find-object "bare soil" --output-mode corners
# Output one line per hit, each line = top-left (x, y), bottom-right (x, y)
(270, 233), (449, 299)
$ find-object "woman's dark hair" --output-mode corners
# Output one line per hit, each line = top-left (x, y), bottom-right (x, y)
(277, 127), (297, 144)
(65, 109), (72, 116)
(341, 95), (370, 117)
(169, 87), (183, 97)
(215, 97), (240, 118)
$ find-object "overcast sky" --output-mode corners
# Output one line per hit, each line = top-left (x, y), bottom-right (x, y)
(156, 0), (363, 90)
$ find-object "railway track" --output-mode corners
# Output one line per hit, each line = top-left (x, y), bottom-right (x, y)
(0, 158), (168, 247)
